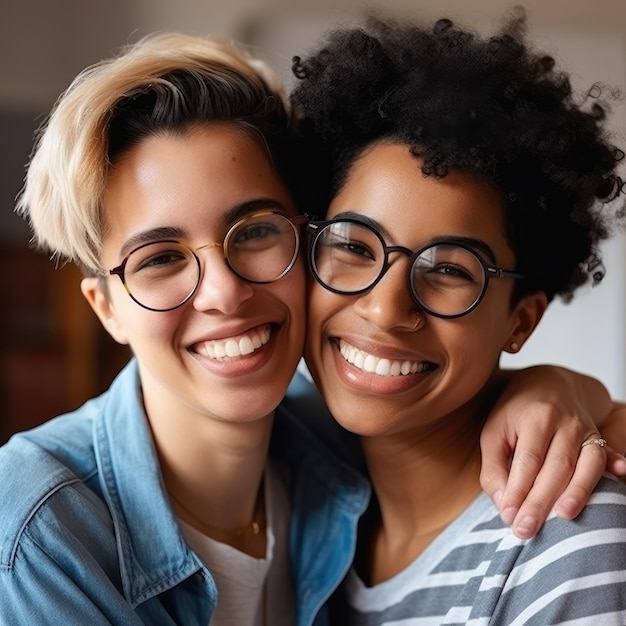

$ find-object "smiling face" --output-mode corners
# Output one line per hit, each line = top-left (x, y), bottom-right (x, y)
(82, 123), (306, 425)
(305, 141), (545, 439)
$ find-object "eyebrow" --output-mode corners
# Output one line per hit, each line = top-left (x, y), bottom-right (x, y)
(117, 198), (290, 258)
(118, 226), (184, 258)
(429, 236), (497, 263)
(333, 210), (498, 263)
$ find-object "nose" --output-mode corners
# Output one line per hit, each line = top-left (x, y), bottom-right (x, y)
(352, 254), (423, 332)
(191, 245), (254, 314)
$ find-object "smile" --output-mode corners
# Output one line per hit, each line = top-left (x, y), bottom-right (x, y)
(195, 326), (271, 360)
(338, 339), (432, 376)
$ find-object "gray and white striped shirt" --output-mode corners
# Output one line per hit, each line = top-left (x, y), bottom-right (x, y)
(346, 475), (626, 625)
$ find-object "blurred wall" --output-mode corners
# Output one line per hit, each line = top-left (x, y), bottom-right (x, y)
(1, 0), (625, 401)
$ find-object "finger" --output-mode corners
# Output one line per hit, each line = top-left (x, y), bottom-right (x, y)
(506, 442), (577, 537)
(495, 431), (552, 526)
(552, 440), (609, 520)
(605, 447), (626, 476)
(479, 437), (515, 510)
(504, 453), (576, 539)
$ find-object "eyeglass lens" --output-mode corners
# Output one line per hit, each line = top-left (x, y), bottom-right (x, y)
(121, 212), (299, 311)
(310, 221), (488, 317)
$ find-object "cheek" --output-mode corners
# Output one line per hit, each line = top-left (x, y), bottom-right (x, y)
(304, 283), (341, 377)
(474, 290), (518, 347)
(112, 295), (180, 352)
(285, 262), (307, 317)
(271, 263), (308, 337)
(442, 297), (513, 372)
(305, 283), (325, 342)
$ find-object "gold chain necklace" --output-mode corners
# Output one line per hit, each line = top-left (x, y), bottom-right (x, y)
(168, 486), (264, 538)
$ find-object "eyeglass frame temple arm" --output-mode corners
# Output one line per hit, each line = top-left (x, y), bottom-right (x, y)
(485, 267), (525, 280)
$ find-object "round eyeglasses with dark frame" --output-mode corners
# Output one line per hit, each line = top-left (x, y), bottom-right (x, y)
(107, 210), (308, 312)
(307, 218), (525, 319)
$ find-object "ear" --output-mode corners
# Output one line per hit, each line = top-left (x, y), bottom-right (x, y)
(80, 277), (130, 345)
(502, 291), (548, 354)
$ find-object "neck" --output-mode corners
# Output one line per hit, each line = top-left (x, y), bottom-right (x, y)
(363, 413), (483, 528)
(143, 382), (274, 557)
(359, 395), (491, 585)
(168, 479), (267, 556)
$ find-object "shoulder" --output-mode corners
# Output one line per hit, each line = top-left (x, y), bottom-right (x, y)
(274, 397), (367, 492)
(0, 409), (122, 621)
(482, 476), (626, 622)
(0, 359), (139, 548)
(505, 476), (626, 561)
(0, 402), (110, 570)
(281, 362), (364, 467)
(461, 479), (626, 579)
(556, 474), (626, 532)
(273, 383), (371, 518)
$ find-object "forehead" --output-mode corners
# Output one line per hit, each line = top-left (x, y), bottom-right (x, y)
(329, 142), (510, 254)
(100, 124), (294, 260)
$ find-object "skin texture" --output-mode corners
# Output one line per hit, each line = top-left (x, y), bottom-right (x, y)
(305, 141), (549, 580)
(81, 123), (306, 555)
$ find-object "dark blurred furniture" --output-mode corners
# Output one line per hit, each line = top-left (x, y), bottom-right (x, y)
(0, 246), (130, 444)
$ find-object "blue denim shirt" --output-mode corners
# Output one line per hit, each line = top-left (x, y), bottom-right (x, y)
(0, 359), (369, 625)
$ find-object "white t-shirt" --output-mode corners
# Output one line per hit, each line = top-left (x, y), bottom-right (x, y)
(178, 462), (293, 626)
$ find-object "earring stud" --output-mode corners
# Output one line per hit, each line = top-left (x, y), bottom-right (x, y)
(510, 341), (519, 352)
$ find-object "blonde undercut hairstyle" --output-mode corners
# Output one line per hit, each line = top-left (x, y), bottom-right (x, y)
(16, 33), (292, 274)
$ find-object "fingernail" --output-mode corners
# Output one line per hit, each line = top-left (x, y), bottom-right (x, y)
(500, 507), (518, 525)
(514, 516), (538, 538)
(493, 490), (503, 509)
(555, 497), (577, 519)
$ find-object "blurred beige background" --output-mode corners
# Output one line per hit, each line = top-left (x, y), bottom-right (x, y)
(0, 0), (624, 439)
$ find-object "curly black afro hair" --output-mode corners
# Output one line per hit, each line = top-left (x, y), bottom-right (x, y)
(291, 9), (625, 302)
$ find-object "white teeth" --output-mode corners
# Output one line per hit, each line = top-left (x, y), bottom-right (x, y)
(354, 351), (365, 369)
(338, 340), (429, 377)
(364, 354), (378, 373)
(375, 358), (391, 376)
(198, 327), (271, 360)
(225, 339), (239, 357)
(239, 336), (254, 355)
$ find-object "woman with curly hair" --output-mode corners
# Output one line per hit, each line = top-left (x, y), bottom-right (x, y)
(291, 10), (626, 623)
